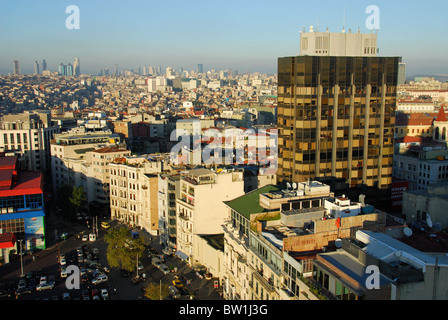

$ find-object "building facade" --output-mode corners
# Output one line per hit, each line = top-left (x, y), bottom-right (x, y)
(0, 156), (46, 254)
(0, 111), (59, 174)
(175, 168), (245, 268)
(277, 30), (400, 208)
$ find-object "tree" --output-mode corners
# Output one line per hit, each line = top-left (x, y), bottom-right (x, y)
(70, 186), (86, 212)
(56, 184), (87, 221)
(104, 227), (145, 272)
(143, 282), (169, 300)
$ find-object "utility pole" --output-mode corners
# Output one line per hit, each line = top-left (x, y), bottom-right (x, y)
(18, 239), (24, 277)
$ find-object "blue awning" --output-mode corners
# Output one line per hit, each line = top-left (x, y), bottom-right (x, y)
(0, 209), (45, 221)
(175, 250), (189, 261)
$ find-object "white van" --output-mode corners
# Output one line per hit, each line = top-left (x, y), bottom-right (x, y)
(89, 233), (96, 242)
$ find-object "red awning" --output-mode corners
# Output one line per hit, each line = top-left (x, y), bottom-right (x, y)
(0, 233), (16, 249)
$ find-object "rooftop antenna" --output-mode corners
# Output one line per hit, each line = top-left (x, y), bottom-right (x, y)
(342, 6), (346, 33)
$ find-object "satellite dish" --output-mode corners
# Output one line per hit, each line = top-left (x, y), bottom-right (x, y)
(335, 239), (342, 248)
(426, 215), (433, 228)
(292, 182), (297, 190)
(286, 182), (291, 190)
(403, 227), (413, 237)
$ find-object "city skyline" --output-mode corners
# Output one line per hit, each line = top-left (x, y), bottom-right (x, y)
(1, 0), (448, 76)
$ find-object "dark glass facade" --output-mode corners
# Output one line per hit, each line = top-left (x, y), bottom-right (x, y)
(277, 55), (400, 207)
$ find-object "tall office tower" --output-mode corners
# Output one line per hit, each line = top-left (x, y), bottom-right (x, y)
(58, 63), (65, 75)
(398, 62), (406, 85)
(113, 64), (118, 76)
(13, 60), (20, 75)
(42, 59), (47, 71)
(73, 57), (80, 76)
(277, 28), (400, 209)
(34, 61), (40, 75)
(197, 63), (203, 74)
(67, 63), (74, 76)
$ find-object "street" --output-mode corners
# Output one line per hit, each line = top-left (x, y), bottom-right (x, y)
(0, 208), (223, 301)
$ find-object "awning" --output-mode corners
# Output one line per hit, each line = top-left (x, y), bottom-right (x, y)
(175, 250), (189, 261)
(0, 209), (45, 221)
(0, 233), (16, 249)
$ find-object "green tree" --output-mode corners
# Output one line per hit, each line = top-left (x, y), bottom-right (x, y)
(70, 185), (86, 212)
(104, 227), (145, 272)
(143, 282), (169, 300)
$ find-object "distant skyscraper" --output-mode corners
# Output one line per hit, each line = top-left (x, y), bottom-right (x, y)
(58, 63), (65, 75)
(42, 59), (47, 71)
(67, 63), (74, 76)
(34, 61), (39, 75)
(13, 60), (20, 75)
(398, 62), (406, 85)
(73, 57), (80, 76)
(114, 64), (118, 76)
(277, 28), (400, 208)
(197, 64), (203, 74)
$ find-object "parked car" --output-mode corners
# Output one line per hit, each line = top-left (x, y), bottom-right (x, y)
(36, 282), (54, 291)
(81, 290), (90, 300)
(39, 276), (47, 285)
(100, 289), (110, 300)
(91, 289), (100, 300)
(168, 285), (181, 299)
(18, 278), (27, 290)
(15, 287), (32, 296)
(91, 275), (108, 285)
(0, 284), (12, 298)
(62, 292), (71, 300)
(48, 275), (56, 286)
(159, 264), (170, 275)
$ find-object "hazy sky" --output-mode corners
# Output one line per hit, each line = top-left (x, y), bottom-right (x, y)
(1, 0), (447, 76)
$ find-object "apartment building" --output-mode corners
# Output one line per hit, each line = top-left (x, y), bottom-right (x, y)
(109, 154), (171, 234)
(393, 148), (448, 191)
(50, 127), (122, 195)
(312, 230), (448, 300)
(175, 168), (245, 270)
(222, 181), (388, 300)
(158, 172), (181, 249)
(0, 111), (59, 173)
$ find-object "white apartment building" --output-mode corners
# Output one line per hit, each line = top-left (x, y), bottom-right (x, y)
(393, 150), (448, 191)
(175, 168), (245, 269)
(52, 143), (130, 211)
(396, 100), (435, 113)
(0, 111), (59, 173)
(109, 155), (171, 234)
(50, 127), (126, 216)
(158, 172), (181, 249)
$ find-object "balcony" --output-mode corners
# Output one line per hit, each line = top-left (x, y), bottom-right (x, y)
(252, 269), (275, 293)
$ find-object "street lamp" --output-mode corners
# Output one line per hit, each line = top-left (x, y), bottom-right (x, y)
(18, 239), (24, 277)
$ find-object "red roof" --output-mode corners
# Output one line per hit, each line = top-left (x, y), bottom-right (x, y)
(436, 106), (447, 122)
(0, 156), (43, 196)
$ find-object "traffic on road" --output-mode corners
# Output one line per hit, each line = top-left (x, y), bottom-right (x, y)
(0, 215), (222, 301)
